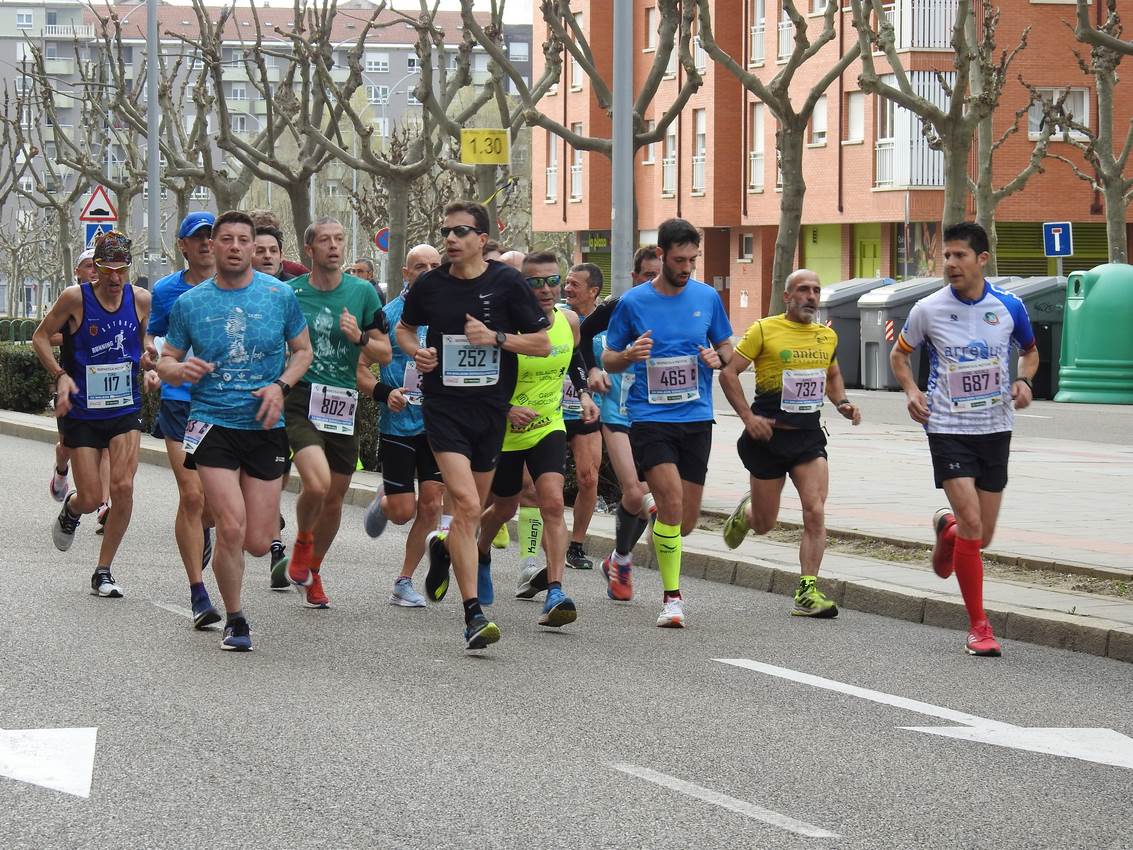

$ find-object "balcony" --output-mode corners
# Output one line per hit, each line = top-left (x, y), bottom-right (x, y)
(749, 23), (765, 65)
(225, 99), (251, 113)
(690, 154), (705, 193)
(875, 138), (894, 186)
(661, 155), (676, 195)
(569, 163), (582, 200)
(545, 165), (557, 201)
(748, 151), (764, 190)
(43, 23), (94, 40)
(777, 20), (794, 60)
(43, 58), (75, 75)
(879, 0), (956, 50)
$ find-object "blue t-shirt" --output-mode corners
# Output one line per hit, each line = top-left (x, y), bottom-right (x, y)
(604, 279), (733, 423)
(146, 269), (201, 403)
(165, 271), (307, 430)
(378, 293), (425, 437)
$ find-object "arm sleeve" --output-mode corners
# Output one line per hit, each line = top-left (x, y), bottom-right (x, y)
(603, 298), (633, 352)
(361, 287), (386, 334)
(371, 381), (395, 403)
(579, 298), (617, 371)
(896, 303), (925, 353)
(567, 348), (589, 392)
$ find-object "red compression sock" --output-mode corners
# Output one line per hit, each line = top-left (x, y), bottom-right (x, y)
(953, 536), (986, 626)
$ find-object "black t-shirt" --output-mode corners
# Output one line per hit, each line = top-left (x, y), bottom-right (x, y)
(401, 260), (550, 404)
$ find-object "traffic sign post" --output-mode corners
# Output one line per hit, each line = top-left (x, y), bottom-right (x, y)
(459, 129), (510, 165)
(373, 227), (390, 253)
(79, 186), (117, 223)
(84, 222), (115, 249)
(1043, 221), (1073, 278)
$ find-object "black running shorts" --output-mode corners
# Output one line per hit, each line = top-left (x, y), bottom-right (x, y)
(60, 410), (143, 450)
(184, 423), (290, 481)
(737, 428), (828, 480)
(380, 432), (443, 495)
(565, 418), (602, 438)
(423, 398), (507, 473)
(928, 431), (1011, 492)
(629, 420), (713, 486)
(284, 384), (359, 476)
(491, 429), (567, 498)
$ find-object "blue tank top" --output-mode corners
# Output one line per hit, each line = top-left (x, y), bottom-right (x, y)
(62, 283), (142, 420)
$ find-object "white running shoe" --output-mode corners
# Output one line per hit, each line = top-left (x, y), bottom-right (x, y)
(49, 468), (69, 502)
(52, 495), (81, 552)
(363, 484), (388, 538)
(515, 558), (549, 599)
(90, 569), (124, 598)
(656, 597), (686, 628)
(389, 577), (426, 608)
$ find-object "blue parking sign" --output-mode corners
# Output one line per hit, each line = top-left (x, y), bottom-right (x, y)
(1042, 222), (1073, 257)
(85, 222), (115, 249)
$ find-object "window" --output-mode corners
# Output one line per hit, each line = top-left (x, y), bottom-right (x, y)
(231, 114), (248, 134)
(143, 182), (169, 200)
(45, 43), (58, 60)
(13, 75), (29, 94)
(365, 52), (389, 73)
(739, 233), (754, 260)
(545, 133), (558, 202)
(191, 186), (210, 200)
(121, 46), (134, 65)
(810, 95), (827, 145)
(326, 182), (339, 198)
(642, 119), (656, 164)
(406, 89), (421, 105)
(749, 102), (765, 190)
(876, 94), (895, 141)
(230, 84), (247, 102)
(845, 91), (864, 142)
(570, 122), (584, 200)
(644, 7), (658, 50)
(407, 55), (419, 73)
(691, 109), (706, 193)
(367, 85), (389, 104)
(46, 10), (57, 26)
(16, 42), (32, 63)
(811, 0), (829, 11)
(19, 175), (34, 193)
(1029, 87), (1090, 138)
(447, 54), (459, 71)
(570, 13), (584, 89)
(662, 122), (678, 194)
(508, 40), (529, 61)
(16, 11), (33, 29)
(373, 117), (389, 137)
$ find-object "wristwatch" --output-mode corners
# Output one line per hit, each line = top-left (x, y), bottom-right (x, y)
(273, 379), (291, 396)
(495, 330), (507, 347)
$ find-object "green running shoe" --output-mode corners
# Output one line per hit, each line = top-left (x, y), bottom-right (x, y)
(723, 495), (751, 550)
(792, 577), (838, 618)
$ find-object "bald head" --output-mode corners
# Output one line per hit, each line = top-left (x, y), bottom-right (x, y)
(784, 268), (822, 323)
(499, 250), (525, 271)
(785, 268), (820, 292)
(403, 243), (442, 287)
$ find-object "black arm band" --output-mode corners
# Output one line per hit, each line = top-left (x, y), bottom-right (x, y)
(363, 311), (389, 335)
(568, 349), (589, 394)
(371, 381), (395, 403)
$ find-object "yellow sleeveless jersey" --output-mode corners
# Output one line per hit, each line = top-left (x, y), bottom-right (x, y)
(503, 307), (574, 451)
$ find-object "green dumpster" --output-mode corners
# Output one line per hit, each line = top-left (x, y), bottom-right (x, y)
(1055, 263), (1133, 404)
(0, 319), (10, 342)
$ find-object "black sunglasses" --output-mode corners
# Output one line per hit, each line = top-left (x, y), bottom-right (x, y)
(440, 225), (485, 238)
(526, 274), (562, 289)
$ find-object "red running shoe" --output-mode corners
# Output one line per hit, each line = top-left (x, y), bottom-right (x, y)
(287, 541), (315, 587)
(602, 555), (634, 601)
(931, 508), (957, 579)
(966, 619), (1002, 657)
(304, 569), (330, 609)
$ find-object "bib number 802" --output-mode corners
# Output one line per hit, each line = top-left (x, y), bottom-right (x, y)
(321, 397), (348, 416)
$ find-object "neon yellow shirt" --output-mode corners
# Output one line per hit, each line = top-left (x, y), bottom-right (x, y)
(503, 308), (574, 451)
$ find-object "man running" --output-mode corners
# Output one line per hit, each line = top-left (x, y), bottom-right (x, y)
(560, 262), (604, 570)
(603, 219), (733, 628)
(348, 258), (386, 305)
(33, 231), (151, 598)
(363, 244), (444, 609)
(718, 269), (861, 618)
(144, 212), (222, 628)
(158, 210), (312, 652)
(281, 217), (389, 608)
(476, 252), (598, 627)
(890, 221), (1038, 658)
(396, 201), (551, 650)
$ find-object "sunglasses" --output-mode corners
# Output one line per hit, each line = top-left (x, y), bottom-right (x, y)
(526, 274), (562, 289)
(95, 262), (128, 274)
(440, 225), (485, 238)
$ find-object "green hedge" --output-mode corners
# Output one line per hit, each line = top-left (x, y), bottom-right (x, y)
(0, 343), (53, 413)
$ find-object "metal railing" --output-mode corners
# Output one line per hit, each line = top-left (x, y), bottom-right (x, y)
(880, 0), (956, 49)
(545, 165), (558, 201)
(777, 20), (794, 60)
(691, 154), (706, 193)
(748, 151), (764, 190)
(43, 23), (94, 39)
(661, 156), (677, 194)
(875, 139), (894, 186)
(569, 164), (583, 199)
(749, 23), (765, 64)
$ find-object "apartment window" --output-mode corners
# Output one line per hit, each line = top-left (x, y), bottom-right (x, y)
(570, 13), (584, 89)
(691, 109), (706, 193)
(13, 75), (29, 93)
(16, 11), (33, 29)
(230, 84), (247, 102)
(545, 134), (558, 202)
(366, 52), (389, 73)
(447, 54), (459, 71)
(508, 40), (529, 61)
(665, 43), (677, 77)
(642, 119), (656, 164)
(662, 123), (678, 195)
(811, 0), (829, 12)
(406, 89), (421, 105)
(367, 85), (389, 104)
(748, 102), (765, 190)
(45, 43), (58, 60)
(644, 7), (658, 49)
(739, 233), (754, 260)
(407, 55), (419, 73)
(191, 186), (210, 200)
(876, 94), (896, 141)
(231, 114), (248, 134)
(569, 122), (584, 200)
(16, 42), (32, 63)
(374, 117), (390, 136)
(121, 46), (134, 64)
(1029, 87), (1090, 139)
(18, 175), (34, 193)
(810, 95), (827, 145)
(845, 91), (865, 142)
(46, 10), (57, 26)
(143, 182), (169, 200)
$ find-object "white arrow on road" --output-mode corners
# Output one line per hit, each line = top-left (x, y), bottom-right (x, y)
(0, 727), (98, 798)
(716, 659), (1133, 771)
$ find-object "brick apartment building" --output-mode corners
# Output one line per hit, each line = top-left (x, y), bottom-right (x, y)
(530, 0), (1133, 330)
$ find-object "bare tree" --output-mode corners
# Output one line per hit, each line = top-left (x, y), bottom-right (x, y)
(696, 0), (860, 311)
(0, 208), (60, 318)
(1075, 0), (1133, 57)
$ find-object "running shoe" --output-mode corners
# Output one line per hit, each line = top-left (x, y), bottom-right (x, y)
(792, 577), (839, 618)
(49, 467), (69, 502)
(931, 508), (957, 579)
(424, 531), (451, 602)
(515, 559), (548, 599)
(389, 577), (426, 608)
(656, 597), (686, 628)
(304, 570), (330, 609)
(201, 527), (214, 573)
(287, 542), (314, 588)
(602, 555), (634, 601)
(723, 494), (752, 550)
(491, 524), (510, 550)
(566, 542), (594, 570)
(52, 495), (81, 552)
(966, 619), (1002, 657)
(464, 613), (500, 650)
(95, 502), (110, 536)
(90, 569), (123, 598)
(538, 587), (577, 627)
(221, 618), (253, 652)
(642, 492), (657, 519)
(191, 594), (222, 629)
(477, 552), (494, 606)
(269, 542), (290, 590)
(363, 484), (388, 538)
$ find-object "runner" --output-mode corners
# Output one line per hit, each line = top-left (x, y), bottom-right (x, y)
(396, 200), (551, 650)
(890, 221), (1038, 658)
(362, 244), (444, 609)
(32, 231), (151, 598)
(603, 219), (733, 628)
(249, 210), (309, 279)
(143, 212), (222, 628)
(560, 262), (604, 571)
(157, 210), (313, 652)
(476, 252), (599, 626)
(347, 258), (386, 305)
(718, 269), (862, 618)
(281, 217), (389, 608)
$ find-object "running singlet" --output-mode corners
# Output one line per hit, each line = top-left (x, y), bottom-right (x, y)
(379, 293), (426, 437)
(165, 271), (307, 430)
(604, 279), (733, 424)
(287, 273), (382, 390)
(896, 280), (1036, 435)
(503, 308), (574, 451)
(61, 283), (143, 420)
(734, 314), (838, 430)
(147, 269), (198, 403)
(580, 297), (632, 428)
(562, 308), (601, 421)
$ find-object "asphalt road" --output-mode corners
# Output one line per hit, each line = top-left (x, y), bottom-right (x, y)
(2, 435), (1131, 849)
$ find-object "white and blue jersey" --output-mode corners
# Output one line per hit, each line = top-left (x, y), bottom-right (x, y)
(165, 271), (307, 430)
(605, 279), (733, 424)
(147, 269), (198, 403)
(597, 328), (634, 428)
(379, 293), (425, 437)
(896, 280), (1036, 435)
(563, 312), (602, 421)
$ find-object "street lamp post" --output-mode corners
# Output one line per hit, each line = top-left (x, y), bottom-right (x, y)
(145, 0), (160, 287)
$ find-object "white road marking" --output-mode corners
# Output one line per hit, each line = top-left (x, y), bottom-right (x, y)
(716, 659), (1133, 770)
(0, 727), (97, 798)
(609, 762), (841, 839)
(150, 601), (193, 619)
(1016, 414), (1052, 419)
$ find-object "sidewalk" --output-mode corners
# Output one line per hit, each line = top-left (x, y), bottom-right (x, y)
(4, 408), (1130, 664)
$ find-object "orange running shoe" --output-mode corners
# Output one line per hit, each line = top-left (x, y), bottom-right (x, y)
(287, 540), (315, 587)
(602, 555), (634, 601)
(966, 619), (1002, 657)
(304, 569), (330, 609)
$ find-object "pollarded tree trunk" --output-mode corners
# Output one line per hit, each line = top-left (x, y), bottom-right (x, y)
(769, 125), (807, 315)
(58, 211), (75, 301)
(940, 131), (974, 230)
(1103, 181), (1129, 263)
(286, 182), (314, 251)
(386, 174), (411, 290)
(973, 117), (999, 275)
(475, 165), (500, 238)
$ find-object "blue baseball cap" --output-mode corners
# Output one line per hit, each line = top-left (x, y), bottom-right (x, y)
(178, 211), (215, 239)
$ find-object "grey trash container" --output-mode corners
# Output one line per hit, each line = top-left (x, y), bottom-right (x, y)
(817, 277), (892, 388)
(858, 277), (946, 390)
(996, 276), (1065, 399)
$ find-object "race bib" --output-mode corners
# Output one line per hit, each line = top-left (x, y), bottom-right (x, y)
(562, 376), (582, 413)
(308, 383), (358, 434)
(402, 362), (423, 406)
(946, 358), (1003, 411)
(781, 368), (826, 414)
(646, 355), (699, 404)
(85, 362), (133, 409)
(442, 334), (500, 387)
(182, 419), (212, 455)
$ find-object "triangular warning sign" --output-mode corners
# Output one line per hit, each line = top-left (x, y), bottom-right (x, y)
(80, 186), (117, 222)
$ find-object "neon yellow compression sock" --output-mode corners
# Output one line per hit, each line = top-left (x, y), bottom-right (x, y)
(652, 519), (682, 593)
(519, 506), (543, 561)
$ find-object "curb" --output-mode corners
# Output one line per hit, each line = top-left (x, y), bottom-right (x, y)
(7, 415), (1130, 665)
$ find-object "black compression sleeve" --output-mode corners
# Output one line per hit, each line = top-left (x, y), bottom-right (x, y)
(568, 349), (589, 393)
(579, 298), (618, 372)
(371, 381), (395, 403)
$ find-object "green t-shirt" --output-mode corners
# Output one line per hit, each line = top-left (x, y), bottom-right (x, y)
(288, 273), (382, 389)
